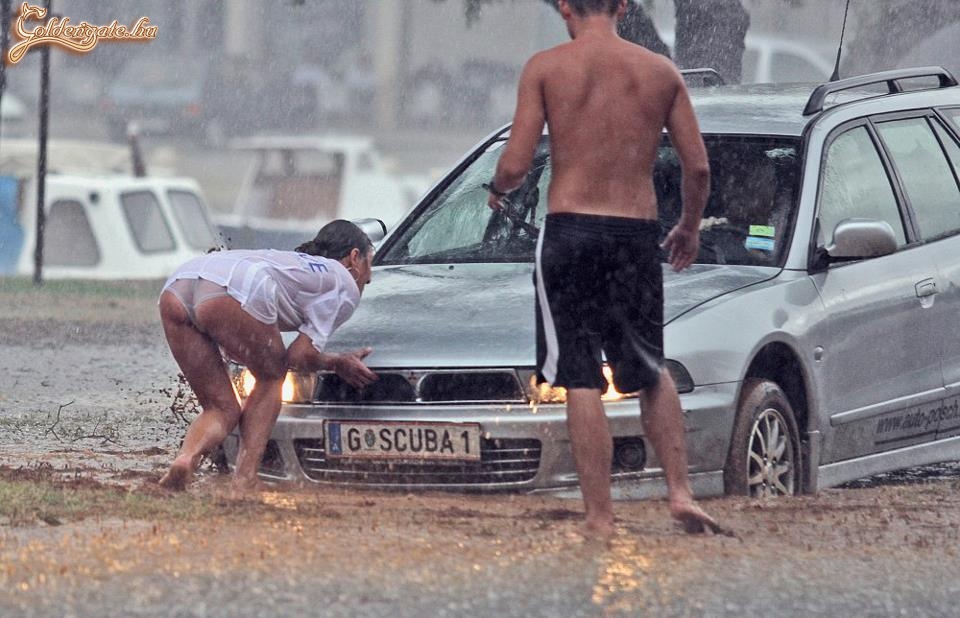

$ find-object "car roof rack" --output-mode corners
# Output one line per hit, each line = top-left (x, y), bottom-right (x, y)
(680, 68), (725, 87)
(802, 66), (958, 116)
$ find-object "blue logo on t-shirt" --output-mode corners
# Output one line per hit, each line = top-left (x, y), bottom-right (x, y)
(300, 256), (328, 273)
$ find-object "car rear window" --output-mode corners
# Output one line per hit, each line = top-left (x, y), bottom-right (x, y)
(121, 190), (176, 253)
(379, 135), (801, 267)
(168, 190), (217, 250)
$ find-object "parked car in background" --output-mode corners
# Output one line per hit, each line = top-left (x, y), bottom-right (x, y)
(661, 32), (833, 84)
(225, 67), (960, 499)
(101, 56), (316, 145)
(215, 135), (429, 250)
(101, 57), (211, 142)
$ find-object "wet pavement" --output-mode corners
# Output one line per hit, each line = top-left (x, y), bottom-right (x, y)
(2, 280), (960, 616)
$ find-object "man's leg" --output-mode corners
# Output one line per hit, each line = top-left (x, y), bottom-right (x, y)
(640, 368), (719, 532)
(566, 388), (615, 537)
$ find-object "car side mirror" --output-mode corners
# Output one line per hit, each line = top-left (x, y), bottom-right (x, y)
(813, 218), (898, 270)
(352, 218), (388, 244)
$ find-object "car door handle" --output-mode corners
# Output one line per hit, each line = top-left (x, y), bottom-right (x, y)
(915, 278), (938, 298)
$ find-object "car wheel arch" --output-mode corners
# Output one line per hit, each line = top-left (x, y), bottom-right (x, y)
(731, 340), (817, 494)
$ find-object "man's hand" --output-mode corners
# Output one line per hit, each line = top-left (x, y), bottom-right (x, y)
(661, 224), (700, 272)
(331, 348), (378, 389)
(487, 191), (504, 211)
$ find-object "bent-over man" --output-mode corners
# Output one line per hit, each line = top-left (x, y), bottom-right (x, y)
(488, 0), (718, 538)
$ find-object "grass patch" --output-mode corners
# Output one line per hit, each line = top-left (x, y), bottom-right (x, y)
(0, 276), (164, 299)
(0, 475), (219, 526)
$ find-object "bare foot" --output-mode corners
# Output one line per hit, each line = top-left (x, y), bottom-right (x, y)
(670, 500), (732, 536)
(230, 476), (267, 495)
(578, 517), (617, 543)
(158, 461), (192, 491)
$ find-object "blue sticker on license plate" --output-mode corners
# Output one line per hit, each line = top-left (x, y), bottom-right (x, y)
(328, 422), (342, 455)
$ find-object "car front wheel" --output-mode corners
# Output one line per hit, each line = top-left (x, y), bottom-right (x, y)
(724, 378), (801, 497)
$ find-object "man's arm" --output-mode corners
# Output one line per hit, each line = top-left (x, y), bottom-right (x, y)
(488, 54), (547, 209)
(661, 72), (711, 271)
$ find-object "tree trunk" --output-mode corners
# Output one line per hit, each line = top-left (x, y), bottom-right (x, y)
(845, 1), (960, 77)
(617, 2), (670, 57)
(673, 0), (749, 84)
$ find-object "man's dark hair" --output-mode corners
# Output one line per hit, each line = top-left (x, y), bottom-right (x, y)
(295, 219), (373, 260)
(566, 0), (621, 16)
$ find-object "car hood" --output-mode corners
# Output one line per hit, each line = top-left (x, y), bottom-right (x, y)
(320, 262), (777, 368)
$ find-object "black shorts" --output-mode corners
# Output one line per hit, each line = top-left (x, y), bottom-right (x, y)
(535, 212), (664, 392)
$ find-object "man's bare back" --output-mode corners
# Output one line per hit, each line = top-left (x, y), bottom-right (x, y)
(490, 7), (709, 268)
(538, 36), (681, 219)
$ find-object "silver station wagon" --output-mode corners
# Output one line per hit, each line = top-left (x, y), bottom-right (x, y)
(225, 67), (960, 499)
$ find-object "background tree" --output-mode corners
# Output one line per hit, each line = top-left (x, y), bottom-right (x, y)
(844, 0), (960, 77)
(455, 0), (750, 83)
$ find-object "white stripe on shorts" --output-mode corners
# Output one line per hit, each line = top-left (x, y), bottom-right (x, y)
(535, 219), (559, 384)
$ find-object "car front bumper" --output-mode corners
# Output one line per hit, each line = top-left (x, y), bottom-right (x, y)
(223, 382), (740, 496)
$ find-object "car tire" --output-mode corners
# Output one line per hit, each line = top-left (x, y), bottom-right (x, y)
(723, 378), (801, 497)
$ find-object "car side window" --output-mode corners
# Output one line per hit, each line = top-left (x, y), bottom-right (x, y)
(932, 120), (960, 190)
(817, 126), (906, 248)
(875, 117), (960, 241)
(945, 108), (960, 133)
(45, 200), (100, 266)
(121, 191), (176, 253)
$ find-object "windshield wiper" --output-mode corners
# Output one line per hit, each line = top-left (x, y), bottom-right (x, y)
(482, 187), (540, 236)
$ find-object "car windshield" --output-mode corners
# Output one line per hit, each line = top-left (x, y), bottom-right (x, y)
(378, 135), (801, 267)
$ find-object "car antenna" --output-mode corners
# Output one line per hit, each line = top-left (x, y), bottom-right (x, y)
(830, 0), (852, 82)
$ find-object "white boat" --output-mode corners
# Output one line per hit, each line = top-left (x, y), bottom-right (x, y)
(214, 135), (428, 249)
(0, 139), (221, 279)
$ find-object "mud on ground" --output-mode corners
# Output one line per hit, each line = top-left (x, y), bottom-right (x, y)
(2, 277), (960, 616)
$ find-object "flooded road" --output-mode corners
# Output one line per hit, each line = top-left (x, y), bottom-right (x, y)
(2, 279), (960, 616)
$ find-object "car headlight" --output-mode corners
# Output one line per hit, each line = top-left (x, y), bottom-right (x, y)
(233, 367), (318, 404)
(523, 365), (638, 404)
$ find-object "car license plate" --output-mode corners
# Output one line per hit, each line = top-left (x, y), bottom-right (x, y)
(324, 421), (481, 462)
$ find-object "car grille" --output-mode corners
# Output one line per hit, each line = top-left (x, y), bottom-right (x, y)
(293, 438), (541, 486)
(313, 369), (526, 404)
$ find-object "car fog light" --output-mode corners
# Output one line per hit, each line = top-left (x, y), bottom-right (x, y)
(613, 438), (646, 472)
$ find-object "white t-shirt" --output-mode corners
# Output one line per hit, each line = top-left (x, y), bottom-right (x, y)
(163, 249), (360, 352)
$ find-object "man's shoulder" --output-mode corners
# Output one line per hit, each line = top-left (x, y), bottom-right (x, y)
(626, 42), (681, 77)
(525, 45), (566, 70)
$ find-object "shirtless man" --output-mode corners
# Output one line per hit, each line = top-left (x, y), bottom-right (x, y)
(487, 0), (717, 538)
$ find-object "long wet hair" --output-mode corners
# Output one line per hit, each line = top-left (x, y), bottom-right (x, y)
(295, 220), (374, 260)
